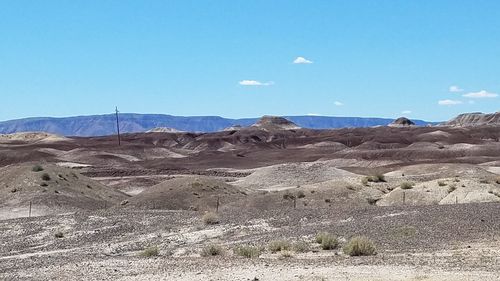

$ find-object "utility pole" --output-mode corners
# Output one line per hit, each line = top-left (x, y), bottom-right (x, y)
(115, 106), (121, 146)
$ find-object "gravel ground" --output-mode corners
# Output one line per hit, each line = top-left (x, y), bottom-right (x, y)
(1, 203), (499, 280)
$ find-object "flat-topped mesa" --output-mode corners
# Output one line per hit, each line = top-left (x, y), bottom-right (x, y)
(444, 112), (500, 127)
(388, 117), (416, 127)
(251, 116), (301, 131)
(147, 127), (184, 133)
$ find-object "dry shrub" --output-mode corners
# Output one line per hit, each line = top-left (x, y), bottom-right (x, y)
(201, 244), (224, 257)
(315, 232), (338, 250)
(32, 165), (44, 172)
(343, 236), (376, 256)
(400, 182), (414, 190)
(140, 246), (159, 257)
(235, 245), (261, 258)
(268, 240), (291, 253)
(202, 212), (220, 225)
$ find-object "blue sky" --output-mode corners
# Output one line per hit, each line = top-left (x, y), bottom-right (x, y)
(1, 0), (499, 122)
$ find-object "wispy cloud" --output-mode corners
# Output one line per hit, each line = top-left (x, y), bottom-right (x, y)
(462, 90), (498, 98)
(334, 101), (344, 106)
(401, 110), (412, 114)
(438, 99), (463, 106)
(238, 80), (274, 86)
(449, 85), (464, 93)
(293, 56), (313, 64)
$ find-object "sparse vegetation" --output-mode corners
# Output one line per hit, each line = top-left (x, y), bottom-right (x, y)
(191, 182), (203, 188)
(54, 231), (64, 238)
(315, 232), (338, 250)
(268, 240), (291, 253)
(32, 165), (44, 172)
(368, 173), (386, 183)
(343, 236), (376, 256)
(448, 184), (457, 193)
(40, 182), (48, 187)
(361, 177), (369, 186)
(479, 179), (490, 184)
(140, 246), (159, 257)
(280, 250), (293, 258)
(283, 192), (296, 200)
(496, 177), (500, 184)
(201, 244), (224, 257)
(437, 181), (447, 187)
(41, 173), (51, 181)
(392, 226), (417, 238)
(296, 190), (306, 198)
(400, 182), (414, 190)
(367, 197), (378, 205)
(235, 245), (261, 258)
(292, 241), (310, 253)
(202, 211), (220, 225)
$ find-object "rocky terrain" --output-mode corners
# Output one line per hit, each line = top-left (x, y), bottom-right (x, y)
(0, 114), (499, 280)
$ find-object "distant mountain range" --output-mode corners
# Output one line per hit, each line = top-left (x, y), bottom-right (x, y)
(0, 114), (439, 137)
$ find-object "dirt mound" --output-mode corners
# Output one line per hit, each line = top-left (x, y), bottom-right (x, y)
(0, 164), (128, 219)
(445, 112), (500, 126)
(223, 125), (243, 131)
(388, 117), (415, 127)
(0, 132), (70, 144)
(147, 127), (184, 133)
(124, 176), (248, 211)
(377, 177), (500, 207)
(251, 116), (301, 131)
(233, 161), (359, 190)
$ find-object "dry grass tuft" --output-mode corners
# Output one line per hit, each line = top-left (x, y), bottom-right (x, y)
(202, 212), (220, 225)
(315, 232), (338, 250)
(201, 244), (224, 257)
(268, 240), (291, 253)
(400, 182), (414, 190)
(343, 236), (376, 256)
(140, 246), (159, 257)
(234, 245), (261, 258)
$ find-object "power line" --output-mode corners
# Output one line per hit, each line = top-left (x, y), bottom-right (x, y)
(115, 106), (121, 146)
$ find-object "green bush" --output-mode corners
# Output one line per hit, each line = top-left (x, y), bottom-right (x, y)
(140, 246), (159, 257)
(343, 236), (376, 256)
(235, 245), (261, 258)
(201, 244), (224, 257)
(437, 181), (447, 187)
(268, 240), (291, 253)
(32, 165), (44, 172)
(400, 182), (414, 190)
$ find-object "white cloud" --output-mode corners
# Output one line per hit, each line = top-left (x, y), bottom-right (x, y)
(334, 101), (344, 106)
(462, 90), (498, 98)
(438, 99), (463, 106)
(401, 110), (412, 114)
(449, 85), (464, 93)
(238, 80), (274, 86)
(293, 56), (313, 64)
(306, 113), (320, 116)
